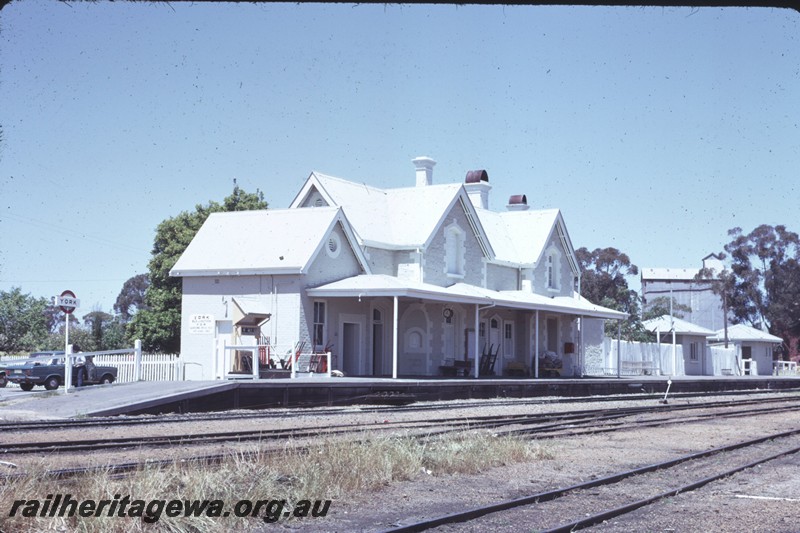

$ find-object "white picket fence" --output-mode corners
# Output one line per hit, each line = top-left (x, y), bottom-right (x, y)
(585, 339), (739, 377)
(93, 353), (181, 383)
(584, 338), (680, 376)
(1, 348), (182, 389)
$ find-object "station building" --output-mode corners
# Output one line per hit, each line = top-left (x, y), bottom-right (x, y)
(170, 158), (625, 380)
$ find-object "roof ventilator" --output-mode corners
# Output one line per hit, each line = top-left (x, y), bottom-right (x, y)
(464, 169), (491, 210)
(506, 194), (530, 211)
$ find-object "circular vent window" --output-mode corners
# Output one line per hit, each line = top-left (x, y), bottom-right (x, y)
(326, 232), (341, 258)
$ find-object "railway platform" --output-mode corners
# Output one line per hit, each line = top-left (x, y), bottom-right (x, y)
(0, 374), (798, 420)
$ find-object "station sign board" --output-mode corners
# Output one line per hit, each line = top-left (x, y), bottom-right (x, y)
(57, 290), (79, 314)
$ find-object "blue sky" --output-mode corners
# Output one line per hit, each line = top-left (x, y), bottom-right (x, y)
(1, 2), (798, 316)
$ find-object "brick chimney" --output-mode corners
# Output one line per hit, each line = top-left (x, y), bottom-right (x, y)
(412, 157), (436, 187)
(465, 169), (491, 210)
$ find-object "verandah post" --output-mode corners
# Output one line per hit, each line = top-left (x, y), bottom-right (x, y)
(134, 339), (143, 381)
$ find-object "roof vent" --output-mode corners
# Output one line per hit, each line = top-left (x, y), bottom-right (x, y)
(465, 169), (489, 183)
(506, 194), (529, 211)
(412, 156), (436, 187)
(464, 169), (491, 210)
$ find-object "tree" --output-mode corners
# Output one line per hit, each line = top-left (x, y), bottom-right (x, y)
(114, 274), (150, 321)
(695, 264), (736, 348)
(83, 309), (114, 349)
(711, 225), (800, 358)
(128, 184), (268, 352)
(575, 247), (648, 341)
(641, 296), (693, 322)
(0, 288), (50, 354)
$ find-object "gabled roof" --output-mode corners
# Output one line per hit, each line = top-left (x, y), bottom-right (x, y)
(170, 207), (369, 277)
(476, 207), (580, 278)
(709, 324), (783, 343)
(642, 315), (716, 335)
(292, 172), (493, 255)
(307, 275), (626, 320)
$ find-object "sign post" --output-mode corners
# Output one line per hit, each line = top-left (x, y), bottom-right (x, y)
(55, 290), (79, 393)
(56, 290), (79, 352)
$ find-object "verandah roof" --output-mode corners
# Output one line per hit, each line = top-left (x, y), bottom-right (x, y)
(306, 274), (627, 320)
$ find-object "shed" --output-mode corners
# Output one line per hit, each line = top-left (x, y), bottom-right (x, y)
(642, 315), (716, 376)
(708, 324), (782, 376)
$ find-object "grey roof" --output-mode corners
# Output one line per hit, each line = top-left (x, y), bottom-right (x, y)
(642, 315), (717, 335)
(709, 324), (783, 343)
(170, 207), (368, 277)
(307, 275), (627, 320)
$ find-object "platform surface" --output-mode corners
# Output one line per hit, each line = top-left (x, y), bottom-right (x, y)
(1, 375), (798, 420)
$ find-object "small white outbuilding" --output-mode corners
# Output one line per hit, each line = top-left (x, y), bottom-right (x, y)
(708, 324), (782, 376)
(642, 315), (716, 376)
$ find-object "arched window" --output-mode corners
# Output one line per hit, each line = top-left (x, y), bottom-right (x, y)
(545, 247), (562, 291)
(445, 222), (465, 278)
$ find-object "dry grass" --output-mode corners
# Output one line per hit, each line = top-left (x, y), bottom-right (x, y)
(0, 431), (554, 532)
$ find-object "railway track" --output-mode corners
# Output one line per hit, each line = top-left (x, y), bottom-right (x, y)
(2, 394), (798, 492)
(2, 396), (798, 455)
(5, 387), (799, 433)
(382, 428), (800, 532)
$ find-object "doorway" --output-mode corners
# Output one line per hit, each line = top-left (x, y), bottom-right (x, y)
(340, 314), (364, 376)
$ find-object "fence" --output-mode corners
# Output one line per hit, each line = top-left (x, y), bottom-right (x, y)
(709, 345), (740, 376)
(586, 338), (682, 376)
(584, 339), (739, 377)
(1, 344), (182, 392)
(93, 353), (181, 383)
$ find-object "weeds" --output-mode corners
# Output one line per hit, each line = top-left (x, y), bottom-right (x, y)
(0, 431), (553, 532)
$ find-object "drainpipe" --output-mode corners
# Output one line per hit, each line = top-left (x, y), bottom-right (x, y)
(535, 310), (540, 378)
(392, 296), (399, 379)
(416, 249), (423, 284)
(579, 315), (585, 377)
(616, 319), (622, 378)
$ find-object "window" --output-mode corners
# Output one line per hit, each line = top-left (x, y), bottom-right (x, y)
(545, 247), (561, 291)
(445, 222), (465, 277)
(546, 317), (558, 353)
(503, 321), (514, 359)
(326, 232), (341, 259)
(313, 301), (326, 350)
(689, 342), (699, 361)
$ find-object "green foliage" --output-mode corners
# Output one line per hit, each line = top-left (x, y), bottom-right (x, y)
(575, 247), (649, 341)
(114, 274), (150, 321)
(704, 224), (800, 357)
(128, 184), (268, 352)
(641, 296), (693, 322)
(0, 288), (50, 354)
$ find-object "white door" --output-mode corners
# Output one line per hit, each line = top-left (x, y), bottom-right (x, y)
(215, 320), (233, 379)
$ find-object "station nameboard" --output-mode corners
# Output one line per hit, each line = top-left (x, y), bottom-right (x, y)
(189, 314), (214, 335)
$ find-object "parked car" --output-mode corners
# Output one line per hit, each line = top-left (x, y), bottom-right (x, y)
(0, 351), (64, 388)
(5, 352), (116, 391)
